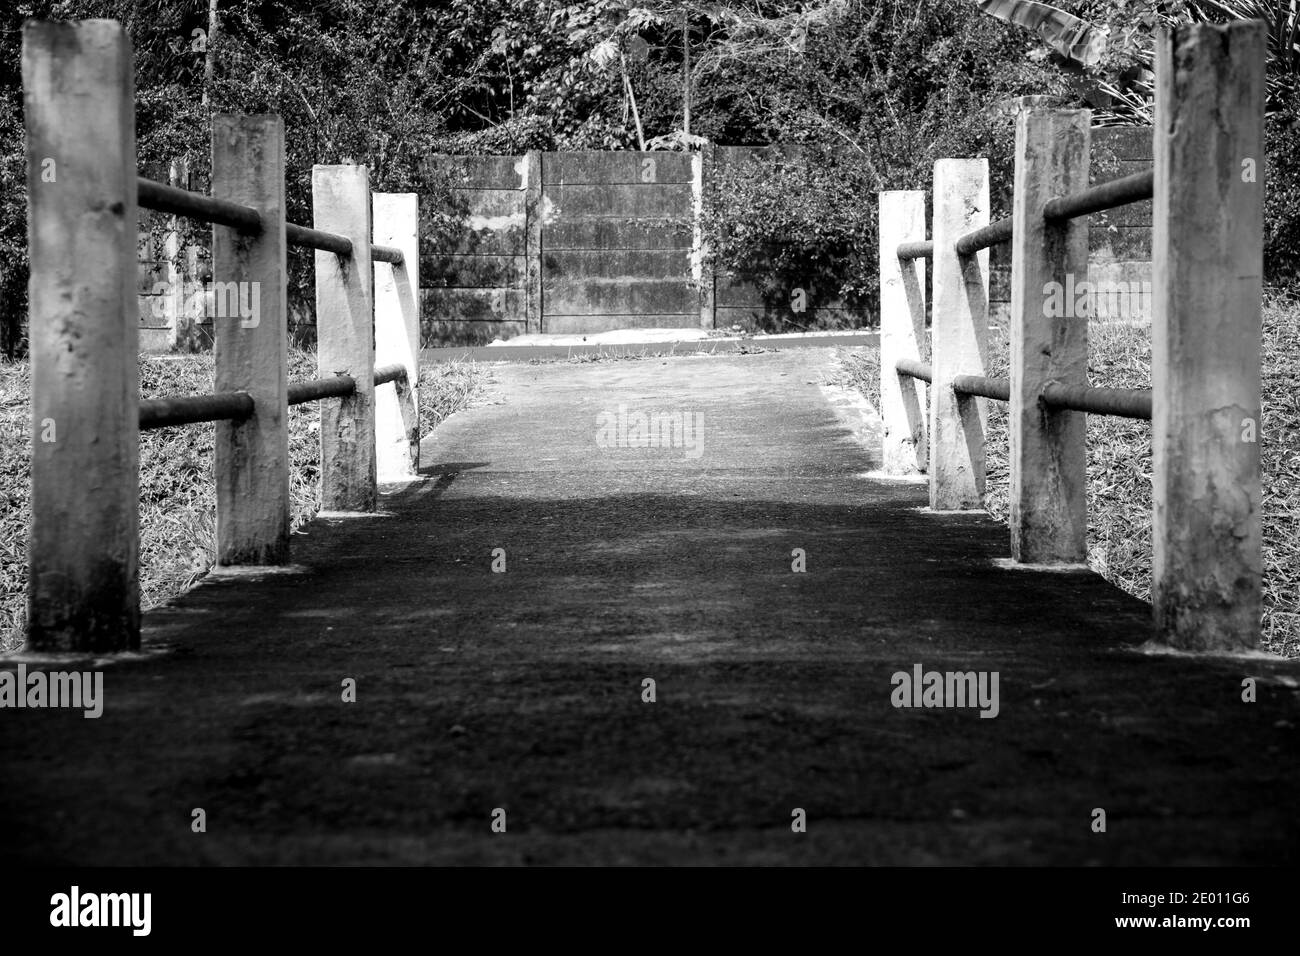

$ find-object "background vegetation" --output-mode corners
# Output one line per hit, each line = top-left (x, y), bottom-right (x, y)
(2, 1), (1297, 349)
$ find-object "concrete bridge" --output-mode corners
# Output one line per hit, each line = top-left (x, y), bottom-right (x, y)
(4, 18), (1297, 868)
(3, 348), (1297, 865)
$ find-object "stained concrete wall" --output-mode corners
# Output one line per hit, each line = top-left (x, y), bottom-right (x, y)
(421, 155), (530, 346)
(1088, 127), (1153, 321)
(423, 148), (873, 345)
(541, 151), (698, 334)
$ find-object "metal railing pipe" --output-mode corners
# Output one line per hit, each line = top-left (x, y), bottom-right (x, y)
(373, 363), (408, 387)
(137, 177), (262, 234)
(896, 240), (933, 261)
(286, 222), (353, 256)
(1042, 170), (1154, 222)
(139, 391), (255, 430)
(371, 244), (404, 265)
(1040, 382), (1152, 420)
(895, 358), (933, 383)
(951, 374), (1010, 402)
(287, 375), (357, 406)
(954, 216), (1013, 256)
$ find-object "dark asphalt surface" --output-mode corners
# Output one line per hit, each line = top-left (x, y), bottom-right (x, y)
(1, 349), (1297, 865)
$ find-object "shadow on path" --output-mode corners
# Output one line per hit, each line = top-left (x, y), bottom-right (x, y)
(1, 349), (1296, 865)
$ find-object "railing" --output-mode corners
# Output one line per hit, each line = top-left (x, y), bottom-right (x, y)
(22, 19), (423, 653)
(879, 21), (1265, 653)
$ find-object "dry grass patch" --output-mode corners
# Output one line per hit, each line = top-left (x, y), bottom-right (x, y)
(836, 295), (1300, 657)
(1, 352), (488, 652)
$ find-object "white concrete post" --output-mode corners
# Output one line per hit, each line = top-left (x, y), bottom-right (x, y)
(879, 191), (928, 474)
(23, 20), (141, 651)
(374, 192), (421, 479)
(212, 115), (289, 563)
(929, 160), (990, 510)
(313, 166), (375, 511)
(1009, 110), (1090, 563)
(1152, 22), (1265, 650)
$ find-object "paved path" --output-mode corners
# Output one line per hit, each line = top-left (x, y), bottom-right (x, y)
(2, 349), (1297, 865)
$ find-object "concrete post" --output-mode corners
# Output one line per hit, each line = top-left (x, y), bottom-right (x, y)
(929, 159), (990, 510)
(212, 115), (289, 564)
(1009, 110), (1090, 563)
(878, 191), (928, 474)
(374, 193), (421, 479)
(313, 166), (376, 512)
(1152, 22), (1265, 650)
(23, 20), (141, 652)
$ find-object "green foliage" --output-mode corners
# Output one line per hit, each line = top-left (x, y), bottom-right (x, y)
(699, 0), (1058, 327)
(3, 0), (1298, 350)
(703, 144), (878, 323)
(1265, 105), (1300, 288)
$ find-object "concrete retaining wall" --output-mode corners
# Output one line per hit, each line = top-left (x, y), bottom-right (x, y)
(423, 148), (866, 345)
(134, 134), (1154, 350)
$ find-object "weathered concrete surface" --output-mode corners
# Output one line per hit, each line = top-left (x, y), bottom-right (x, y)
(1152, 23), (1265, 650)
(878, 190), (928, 474)
(2, 349), (1297, 865)
(23, 20), (141, 651)
(1009, 110), (1089, 564)
(314, 165), (376, 512)
(930, 159), (990, 511)
(212, 114), (290, 566)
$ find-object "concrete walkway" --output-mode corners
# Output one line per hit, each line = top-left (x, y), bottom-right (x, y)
(2, 349), (1297, 865)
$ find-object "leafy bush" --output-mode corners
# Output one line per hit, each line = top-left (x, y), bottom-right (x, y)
(1265, 105), (1300, 290)
(696, 0), (1059, 328)
(702, 144), (878, 324)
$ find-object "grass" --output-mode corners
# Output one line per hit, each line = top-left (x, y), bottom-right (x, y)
(1, 353), (488, 653)
(835, 295), (1300, 658)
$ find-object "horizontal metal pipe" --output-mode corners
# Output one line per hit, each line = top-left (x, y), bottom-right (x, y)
(896, 240), (933, 261)
(1040, 382), (1152, 420)
(954, 216), (1013, 256)
(951, 374), (1010, 402)
(137, 177), (262, 234)
(1043, 169), (1154, 222)
(373, 363), (408, 387)
(286, 222), (353, 257)
(372, 244), (404, 265)
(288, 375), (356, 406)
(895, 358), (932, 383)
(139, 391), (254, 430)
